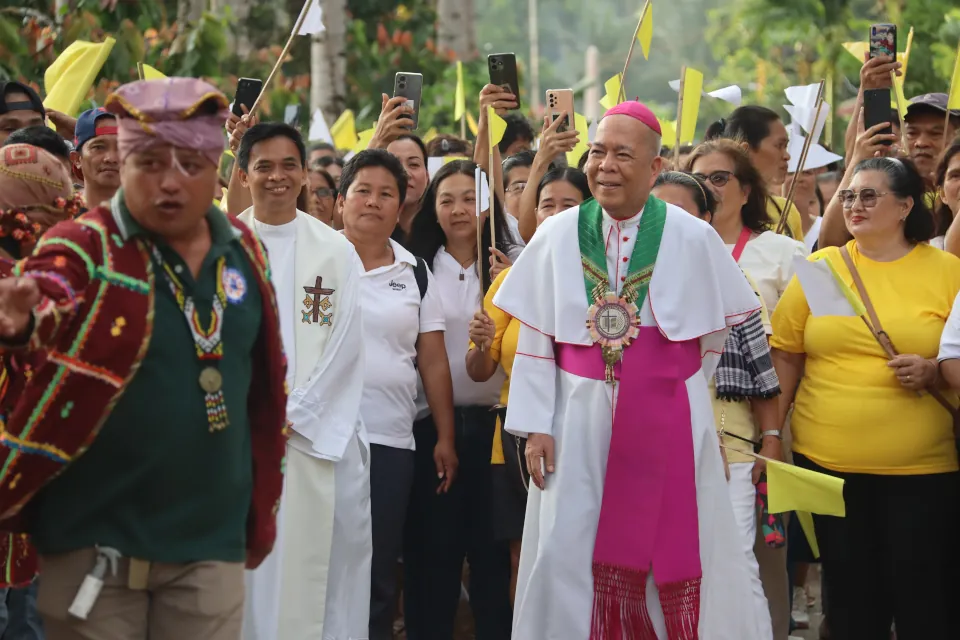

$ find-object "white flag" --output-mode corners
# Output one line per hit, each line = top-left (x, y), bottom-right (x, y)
(475, 167), (490, 216)
(668, 80), (743, 107)
(308, 109), (333, 143)
(784, 103), (829, 146)
(793, 256), (859, 317)
(297, 0), (325, 36)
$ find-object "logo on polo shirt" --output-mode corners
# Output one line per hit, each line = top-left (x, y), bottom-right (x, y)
(388, 280), (406, 291)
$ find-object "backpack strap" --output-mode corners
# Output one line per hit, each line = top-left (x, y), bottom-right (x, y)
(413, 257), (428, 301)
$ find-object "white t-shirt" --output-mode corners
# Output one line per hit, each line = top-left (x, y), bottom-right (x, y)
(254, 218), (298, 391)
(505, 214), (526, 251)
(939, 291), (960, 362)
(931, 235), (946, 250)
(429, 247), (504, 407)
(804, 217), (822, 253)
(360, 239), (445, 450)
(727, 230), (807, 324)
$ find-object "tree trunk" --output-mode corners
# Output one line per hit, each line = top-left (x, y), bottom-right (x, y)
(176, 0), (205, 27)
(210, 0), (255, 58)
(311, 0), (347, 123)
(436, 0), (475, 60)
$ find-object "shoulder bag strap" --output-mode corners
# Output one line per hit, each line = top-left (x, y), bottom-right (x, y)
(839, 245), (959, 425)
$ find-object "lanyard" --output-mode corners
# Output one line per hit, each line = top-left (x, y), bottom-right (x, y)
(731, 227), (751, 264)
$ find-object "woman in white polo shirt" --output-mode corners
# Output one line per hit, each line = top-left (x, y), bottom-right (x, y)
(337, 149), (458, 640)
(402, 160), (514, 640)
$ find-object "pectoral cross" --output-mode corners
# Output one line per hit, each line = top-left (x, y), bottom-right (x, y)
(303, 276), (336, 323)
(599, 307), (620, 334)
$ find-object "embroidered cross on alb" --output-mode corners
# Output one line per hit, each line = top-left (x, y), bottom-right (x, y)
(303, 276), (335, 323)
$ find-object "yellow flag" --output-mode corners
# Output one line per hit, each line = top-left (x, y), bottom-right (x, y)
(677, 67), (703, 145)
(766, 459), (846, 517)
(842, 41), (869, 63)
(488, 107), (507, 147)
(796, 511), (820, 559)
(900, 27), (915, 78)
(466, 111), (479, 137)
(443, 155), (469, 164)
(352, 128), (375, 154)
(892, 75), (909, 114)
(43, 38), (116, 116)
(142, 63), (166, 80)
(565, 113), (589, 166)
(636, 3), (653, 60)
(331, 110), (358, 150)
(599, 74), (622, 111)
(454, 60), (466, 122)
(658, 118), (677, 148)
(949, 44), (960, 110)
(423, 127), (438, 144)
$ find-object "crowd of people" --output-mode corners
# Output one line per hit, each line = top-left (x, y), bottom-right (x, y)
(0, 38), (956, 640)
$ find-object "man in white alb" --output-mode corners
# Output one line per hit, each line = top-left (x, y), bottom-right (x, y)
(235, 122), (371, 640)
(494, 101), (766, 639)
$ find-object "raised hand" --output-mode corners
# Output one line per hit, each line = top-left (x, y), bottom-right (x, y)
(0, 278), (40, 340)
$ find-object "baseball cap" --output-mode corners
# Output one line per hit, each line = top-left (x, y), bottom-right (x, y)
(74, 107), (118, 151)
(905, 93), (960, 120)
(0, 81), (44, 116)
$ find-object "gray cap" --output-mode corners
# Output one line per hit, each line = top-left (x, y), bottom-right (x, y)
(906, 93), (960, 119)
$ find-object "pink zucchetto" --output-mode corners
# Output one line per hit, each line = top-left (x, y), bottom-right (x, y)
(601, 100), (662, 136)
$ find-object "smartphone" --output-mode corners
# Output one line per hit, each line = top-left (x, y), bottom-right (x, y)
(869, 23), (897, 60)
(284, 104), (301, 128)
(546, 89), (574, 134)
(863, 88), (893, 146)
(488, 53), (521, 110)
(232, 78), (263, 117)
(393, 72), (423, 130)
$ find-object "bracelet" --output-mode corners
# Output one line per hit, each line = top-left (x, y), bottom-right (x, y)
(761, 430), (782, 441)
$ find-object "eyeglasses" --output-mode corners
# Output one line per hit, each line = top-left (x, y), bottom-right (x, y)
(505, 182), (527, 195)
(836, 188), (890, 209)
(313, 187), (336, 199)
(691, 170), (734, 188)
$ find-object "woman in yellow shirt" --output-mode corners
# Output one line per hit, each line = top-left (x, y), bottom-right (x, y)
(466, 167), (590, 605)
(771, 156), (960, 638)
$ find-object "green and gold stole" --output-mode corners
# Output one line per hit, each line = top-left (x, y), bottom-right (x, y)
(578, 195), (667, 308)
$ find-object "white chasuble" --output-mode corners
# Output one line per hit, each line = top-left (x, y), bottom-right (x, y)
(493, 201), (763, 639)
(238, 208), (371, 640)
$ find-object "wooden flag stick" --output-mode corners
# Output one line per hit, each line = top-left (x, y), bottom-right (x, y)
(461, 114), (467, 140)
(890, 71), (908, 152)
(249, 0), (316, 116)
(674, 66), (685, 169)
(136, 62), (144, 80)
(617, 0), (651, 104)
(777, 80), (825, 235)
(489, 147), (497, 254)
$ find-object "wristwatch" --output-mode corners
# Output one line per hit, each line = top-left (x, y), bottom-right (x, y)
(761, 430), (782, 440)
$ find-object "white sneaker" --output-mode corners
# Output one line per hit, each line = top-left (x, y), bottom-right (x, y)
(792, 586), (810, 629)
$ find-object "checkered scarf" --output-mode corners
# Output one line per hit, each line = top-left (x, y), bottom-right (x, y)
(715, 309), (781, 401)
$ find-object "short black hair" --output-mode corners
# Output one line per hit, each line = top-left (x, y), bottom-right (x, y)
(390, 134), (428, 165)
(536, 167), (592, 205)
(498, 113), (535, 155)
(237, 122), (306, 171)
(311, 155), (345, 170)
(706, 106), (782, 151)
(853, 156), (934, 243)
(339, 148), (408, 204)
(502, 150), (537, 184)
(425, 134), (471, 157)
(653, 171), (717, 218)
(308, 141), (336, 154)
(3, 126), (71, 163)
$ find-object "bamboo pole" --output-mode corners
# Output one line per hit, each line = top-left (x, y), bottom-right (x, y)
(673, 66), (685, 169)
(617, 0), (650, 104)
(248, 0), (316, 116)
(777, 80), (825, 235)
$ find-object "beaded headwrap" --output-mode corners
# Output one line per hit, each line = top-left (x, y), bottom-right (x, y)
(0, 144), (76, 255)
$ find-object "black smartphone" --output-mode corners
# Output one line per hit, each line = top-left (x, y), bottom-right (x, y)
(284, 104), (301, 127)
(393, 72), (423, 130)
(488, 53), (521, 110)
(232, 78), (263, 117)
(863, 88), (893, 146)
(869, 23), (897, 60)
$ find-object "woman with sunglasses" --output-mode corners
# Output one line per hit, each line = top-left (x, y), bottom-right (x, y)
(307, 166), (337, 226)
(706, 106), (804, 241)
(653, 170), (781, 639)
(772, 157), (960, 638)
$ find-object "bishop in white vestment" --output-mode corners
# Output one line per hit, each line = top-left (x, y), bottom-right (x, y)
(239, 206), (371, 640)
(494, 102), (764, 639)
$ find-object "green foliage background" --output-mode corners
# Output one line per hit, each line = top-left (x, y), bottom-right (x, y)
(1, 0), (959, 148)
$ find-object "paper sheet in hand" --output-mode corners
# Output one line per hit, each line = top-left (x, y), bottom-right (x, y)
(793, 256), (862, 317)
(767, 459), (846, 517)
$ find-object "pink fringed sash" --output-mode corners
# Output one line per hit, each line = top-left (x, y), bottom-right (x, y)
(555, 327), (702, 640)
